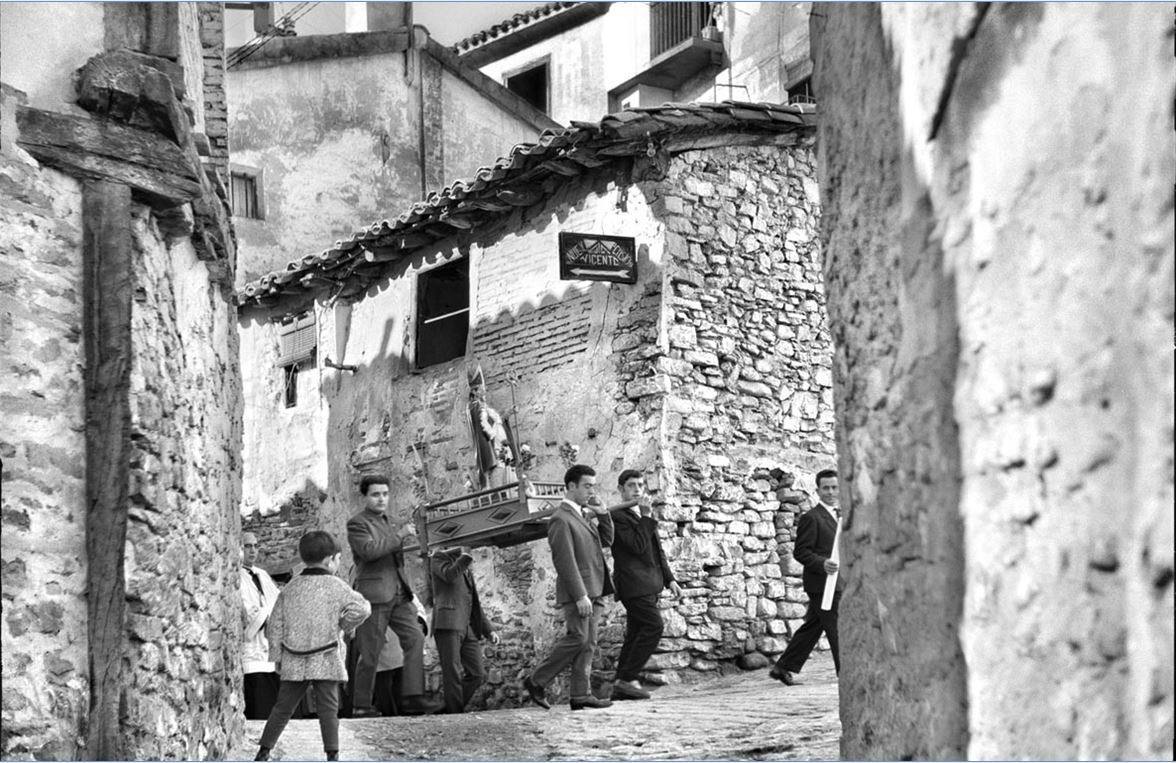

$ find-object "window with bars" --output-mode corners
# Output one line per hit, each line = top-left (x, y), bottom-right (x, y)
(416, 258), (469, 369)
(230, 169), (262, 219)
(650, 2), (716, 59)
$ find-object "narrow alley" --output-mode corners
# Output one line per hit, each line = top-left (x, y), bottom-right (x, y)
(229, 655), (839, 761)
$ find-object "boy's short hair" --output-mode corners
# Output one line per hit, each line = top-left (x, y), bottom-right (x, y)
(617, 469), (643, 489)
(815, 468), (838, 486)
(299, 530), (339, 564)
(563, 464), (596, 489)
(359, 474), (390, 495)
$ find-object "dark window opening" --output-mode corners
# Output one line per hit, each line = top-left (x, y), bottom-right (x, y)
(788, 77), (815, 105)
(283, 363), (298, 408)
(505, 62), (549, 114)
(230, 171), (262, 219)
(416, 258), (469, 369)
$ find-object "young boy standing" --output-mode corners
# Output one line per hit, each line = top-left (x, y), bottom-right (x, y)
(256, 531), (371, 761)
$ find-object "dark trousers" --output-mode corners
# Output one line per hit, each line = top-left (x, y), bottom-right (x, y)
(352, 596), (425, 711)
(259, 680), (340, 753)
(776, 590), (840, 674)
(615, 594), (664, 682)
(532, 599), (603, 698)
(244, 671), (280, 720)
(434, 627), (485, 713)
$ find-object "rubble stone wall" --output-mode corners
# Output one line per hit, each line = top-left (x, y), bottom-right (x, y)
(121, 210), (245, 759)
(0, 86), (91, 760)
(639, 138), (835, 673)
(815, 4), (1174, 759)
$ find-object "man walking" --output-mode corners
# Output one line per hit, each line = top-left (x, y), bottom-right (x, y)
(522, 464), (615, 710)
(609, 469), (680, 701)
(347, 475), (441, 716)
(241, 532), (281, 719)
(430, 546), (499, 713)
(770, 468), (843, 685)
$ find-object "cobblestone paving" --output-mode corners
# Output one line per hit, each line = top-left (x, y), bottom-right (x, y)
(226, 654), (839, 761)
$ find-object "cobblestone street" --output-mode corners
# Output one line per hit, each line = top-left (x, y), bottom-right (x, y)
(227, 654), (839, 760)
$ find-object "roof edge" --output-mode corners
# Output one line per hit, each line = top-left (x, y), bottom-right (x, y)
(227, 28), (412, 71)
(457, 3), (612, 68)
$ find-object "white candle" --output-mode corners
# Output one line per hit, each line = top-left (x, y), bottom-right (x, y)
(821, 519), (842, 611)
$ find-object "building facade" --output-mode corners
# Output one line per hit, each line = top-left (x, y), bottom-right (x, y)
(238, 102), (834, 704)
(459, 1), (814, 123)
(226, 19), (559, 551)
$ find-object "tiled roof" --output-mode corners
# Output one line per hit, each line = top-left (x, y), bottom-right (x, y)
(453, 1), (579, 54)
(238, 101), (815, 312)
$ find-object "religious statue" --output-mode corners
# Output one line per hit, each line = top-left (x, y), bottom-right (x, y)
(467, 366), (516, 488)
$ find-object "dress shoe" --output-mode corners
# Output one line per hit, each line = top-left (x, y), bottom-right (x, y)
(350, 707), (381, 718)
(768, 668), (800, 686)
(610, 681), (651, 701)
(254, 747), (270, 761)
(399, 696), (444, 715)
(570, 695), (612, 710)
(522, 676), (551, 710)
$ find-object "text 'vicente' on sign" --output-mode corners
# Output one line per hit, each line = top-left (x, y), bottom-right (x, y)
(558, 232), (638, 284)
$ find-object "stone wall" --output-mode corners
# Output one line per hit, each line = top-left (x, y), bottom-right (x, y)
(814, 3), (1173, 759)
(2, 5), (245, 756)
(636, 139), (834, 673)
(198, 3), (229, 182)
(121, 209), (245, 759)
(0, 86), (90, 760)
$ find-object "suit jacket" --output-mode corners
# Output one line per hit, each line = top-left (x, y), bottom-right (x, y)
(241, 565), (281, 673)
(610, 508), (675, 601)
(429, 548), (493, 637)
(792, 504), (844, 598)
(268, 568), (371, 682)
(347, 508), (413, 605)
(547, 500), (615, 605)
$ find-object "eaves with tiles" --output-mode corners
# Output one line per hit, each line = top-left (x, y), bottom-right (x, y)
(237, 100), (816, 316)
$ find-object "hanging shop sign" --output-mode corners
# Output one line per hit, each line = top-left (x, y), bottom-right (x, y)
(558, 232), (638, 284)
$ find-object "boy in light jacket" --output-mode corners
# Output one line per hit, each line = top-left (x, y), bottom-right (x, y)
(255, 531), (371, 761)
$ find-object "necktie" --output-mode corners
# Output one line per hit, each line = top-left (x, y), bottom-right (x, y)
(246, 568), (264, 595)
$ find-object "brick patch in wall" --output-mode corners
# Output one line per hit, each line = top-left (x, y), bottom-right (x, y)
(472, 293), (593, 383)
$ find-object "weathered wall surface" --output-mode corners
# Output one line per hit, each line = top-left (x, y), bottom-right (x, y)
(478, 3), (648, 125)
(228, 51), (423, 286)
(0, 2), (103, 114)
(815, 3), (1174, 759)
(440, 67), (541, 183)
(2, 5), (245, 756)
(121, 210), (245, 759)
(648, 139), (834, 672)
(0, 86), (90, 760)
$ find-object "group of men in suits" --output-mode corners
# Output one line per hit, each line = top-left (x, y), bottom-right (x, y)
(256, 464), (841, 718)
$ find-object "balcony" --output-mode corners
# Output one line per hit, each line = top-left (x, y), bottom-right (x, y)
(609, 2), (726, 110)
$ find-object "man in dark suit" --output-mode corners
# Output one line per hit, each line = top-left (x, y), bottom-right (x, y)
(429, 546), (499, 713)
(609, 469), (681, 700)
(522, 464), (615, 710)
(346, 475), (440, 716)
(770, 468), (843, 685)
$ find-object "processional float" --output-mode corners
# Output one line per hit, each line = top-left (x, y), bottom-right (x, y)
(405, 366), (563, 557)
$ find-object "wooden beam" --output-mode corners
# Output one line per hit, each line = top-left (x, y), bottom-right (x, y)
(83, 180), (133, 762)
(16, 106), (201, 204)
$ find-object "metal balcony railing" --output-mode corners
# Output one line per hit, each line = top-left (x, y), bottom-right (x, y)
(650, 2), (715, 59)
